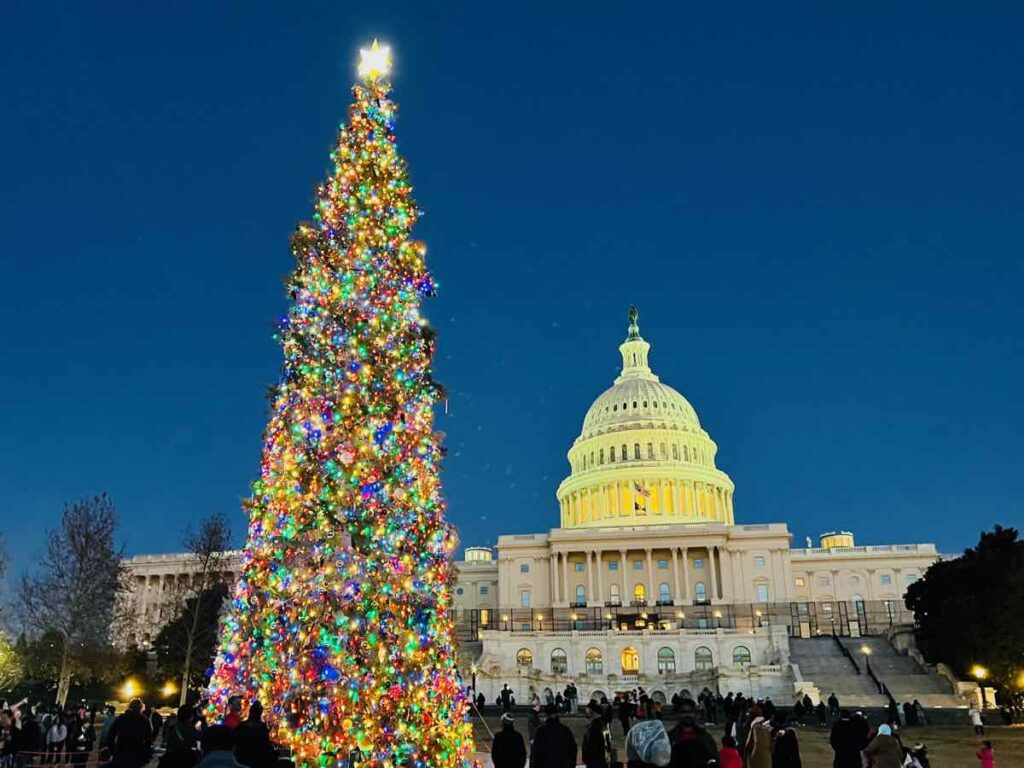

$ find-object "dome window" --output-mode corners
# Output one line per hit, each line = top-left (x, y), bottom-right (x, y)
(633, 444), (641, 460)
(613, 404), (618, 411)
(623, 402), (627, 410)
(599, 449), (604, 465)
(653, 401), (658, 408)
(647, 443), (654, 459)
(632, 401), (638, 408)
(609, 447), (616, 462)
(643, 400), (648, 408)
(621, 444), (627, 461)
(672, 445), (679, 460)
(660, 443), (667, 460)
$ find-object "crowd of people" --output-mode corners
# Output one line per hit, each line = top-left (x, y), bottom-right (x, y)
(489, 688), (1000, 768)
(0, 696), (279, 768)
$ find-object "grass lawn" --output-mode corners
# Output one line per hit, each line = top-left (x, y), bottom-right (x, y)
(471, 715), (1024, 768)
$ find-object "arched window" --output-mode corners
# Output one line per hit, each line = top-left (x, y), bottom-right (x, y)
(694, 646), (713, 671)
(695, 582), (707, 601)
(660, 443), (667, 459)
(621, 444), (628, 461)
(659, 583), (671, 603)
(516, 649), (533, 668)
(732, 646), (752, 665)
(851, 594), (865, 611)
(610, 446), (616, 462)
(590, 452), (594, 467)
(621, 646), (640, 674)
(609, 584), (621, 605)
(634, 443), (641, 459)
(672, 444), (679, 460)
(634, 583), (646, 603)
(657, 647), (676, 674)
(575, 584), (586, 605)
(599, 449), (604, 465)
(684, 446), (690, 461)
(551, 648), (567, 674)
(585, 648), (603, 675)
(647, 443), (654, 459)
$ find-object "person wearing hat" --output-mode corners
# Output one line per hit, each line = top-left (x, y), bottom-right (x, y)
(581, 702), (611, 768)
(491, 713), (526, 768)
(862, 724), (903, 768)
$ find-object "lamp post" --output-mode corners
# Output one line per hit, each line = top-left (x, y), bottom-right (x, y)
(469, 663), (478, 698)
(972, 665), (989, 709)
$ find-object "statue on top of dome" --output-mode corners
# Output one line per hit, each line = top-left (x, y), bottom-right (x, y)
(627, 305), (642, 340)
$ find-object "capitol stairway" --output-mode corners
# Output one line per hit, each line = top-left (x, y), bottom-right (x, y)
(789, 637), (888, 707)
(837, 636), (963, 708)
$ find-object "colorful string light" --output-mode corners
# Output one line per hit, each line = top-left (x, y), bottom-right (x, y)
(205, 47), (473, 768)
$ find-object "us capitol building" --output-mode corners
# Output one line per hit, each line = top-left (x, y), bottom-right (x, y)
(124, 310), (964, 708)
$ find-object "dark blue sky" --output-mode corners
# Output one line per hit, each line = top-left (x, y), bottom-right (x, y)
(2, 3), (1022, 579)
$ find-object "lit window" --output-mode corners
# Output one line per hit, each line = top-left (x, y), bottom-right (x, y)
(694, 559), (704, 569)
(756, 584), (769, 602)
(657, 647), (676, 674)
(621, 646), (640, 674)
(633, 561), (643, 570)
(794, 577), (806, 588)
(634, 584), (646, 602)
(516, 648), (533, 668)
(694, 646), (713, 671)
(480, 585), (489, 595)
(520, 590), (530, 608)
(520, 564), (530, 574)
(657, 560), (668, 569)
(574, 562), (584, 572)
(609, 561), (619, 571)
(881, 574), (892, 586)
(754, 556), (766, 568)
(585, 648), (603, 675)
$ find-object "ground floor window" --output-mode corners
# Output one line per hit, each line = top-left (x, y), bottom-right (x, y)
(551, 648), (567, 674)
(694, 646), (713, 671)
(621, 646), (640, 674)
(585, 648), (603, 675)
(657, 647), (676, 674)
(732, 645), (751, 665)
(517, 648), (533, 668)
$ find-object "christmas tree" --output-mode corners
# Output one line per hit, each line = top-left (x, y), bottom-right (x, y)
(206, 41), (473, 767)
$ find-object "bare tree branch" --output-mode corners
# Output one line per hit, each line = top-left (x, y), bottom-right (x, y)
(17, 494), (128, 705)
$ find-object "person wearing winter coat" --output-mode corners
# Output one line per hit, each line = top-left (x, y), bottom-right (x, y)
(667, 700), (717, 768)
(492, 714), (527, 768)
(529, 707), (576, 768)
(863, 724), (903, 768)
(743, 717), (773, 768)
(772, 726), (802, 768)
(67, 710), (95, 766)
(45, 714), (67, 764)
(106, 698), (153, 768)
(581, 704), (611, 768)
(829, 711), (867, 768)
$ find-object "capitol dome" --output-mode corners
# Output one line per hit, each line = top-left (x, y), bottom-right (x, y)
(556, 308), (735, 529)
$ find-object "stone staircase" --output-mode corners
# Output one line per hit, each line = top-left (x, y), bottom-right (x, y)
(789, 637), (887, 707)
(836, 636), (963, 708)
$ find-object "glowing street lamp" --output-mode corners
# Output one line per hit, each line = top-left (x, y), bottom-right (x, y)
(161, 681), (178, 698)
(972, 665), (988, 681)
(121, 679), (140, 700)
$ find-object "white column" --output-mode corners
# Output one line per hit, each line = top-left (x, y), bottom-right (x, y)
(550, 554), (559, 605)
(708, 546), (720, 600)
(645, 548), (654, 587)
(561, 552), (569, 605)
(619, 547), (628, 603)
(681, 547), (690, 600)
(595, 549), (604, 604)
(587, 551), (596, 603)
(671, 548), (681, 603)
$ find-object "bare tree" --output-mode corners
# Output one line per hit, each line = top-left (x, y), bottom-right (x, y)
(18, 494), (127, 706)
(174, 511), (232, 705)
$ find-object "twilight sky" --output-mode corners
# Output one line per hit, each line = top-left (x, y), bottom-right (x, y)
(2, 2), (1022, 580)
